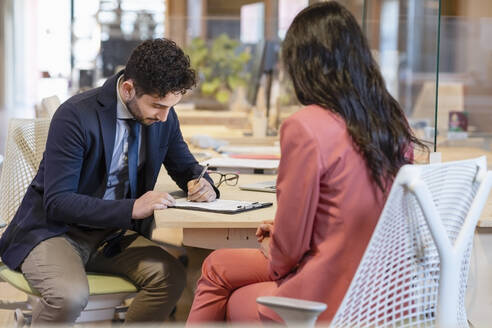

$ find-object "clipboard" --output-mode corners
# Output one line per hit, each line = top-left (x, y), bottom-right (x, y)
(170, 198), (273, 214)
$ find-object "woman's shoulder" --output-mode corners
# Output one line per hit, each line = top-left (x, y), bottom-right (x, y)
(288, 104), (343, 123)
(280, 105), (357, 171)
(283, 105), (347, 139)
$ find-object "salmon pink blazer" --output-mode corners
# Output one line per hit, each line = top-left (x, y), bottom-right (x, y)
(264, 105), (388, 322)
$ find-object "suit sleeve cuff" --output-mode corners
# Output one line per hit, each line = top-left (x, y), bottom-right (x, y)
(120, 199), (135, 229)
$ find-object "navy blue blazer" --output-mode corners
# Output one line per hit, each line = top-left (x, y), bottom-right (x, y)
(0, 71), (217, 270)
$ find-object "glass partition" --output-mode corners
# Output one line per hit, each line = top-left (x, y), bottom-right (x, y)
(435, 1), (492, 167)
(360, 0), (492, 166)
(363, 0), (441, 160)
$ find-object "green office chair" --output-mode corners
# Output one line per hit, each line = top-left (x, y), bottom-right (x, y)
(0, 118), (137, 326)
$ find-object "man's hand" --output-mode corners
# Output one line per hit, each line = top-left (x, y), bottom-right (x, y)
(132, 191), (175, 219)
(256, 220), (274, 242)
(187, 179), (216, 202)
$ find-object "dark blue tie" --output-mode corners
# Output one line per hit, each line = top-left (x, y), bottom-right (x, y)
(127, 119), (140, 198)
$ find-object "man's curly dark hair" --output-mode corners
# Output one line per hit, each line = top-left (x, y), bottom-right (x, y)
(123, 38), (196, 97)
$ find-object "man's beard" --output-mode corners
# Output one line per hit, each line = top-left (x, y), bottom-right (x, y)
(126, 97), (148, 125)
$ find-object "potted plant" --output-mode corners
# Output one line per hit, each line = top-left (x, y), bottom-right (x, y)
(185, 34), (251, 109)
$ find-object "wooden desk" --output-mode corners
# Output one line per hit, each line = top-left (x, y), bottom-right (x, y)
(151, 171), (276, 249)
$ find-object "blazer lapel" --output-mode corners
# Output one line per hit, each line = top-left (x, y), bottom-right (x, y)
(143, 123), (161, 189)
(96, 71), (123, 174)
(97, 108), (117, 174)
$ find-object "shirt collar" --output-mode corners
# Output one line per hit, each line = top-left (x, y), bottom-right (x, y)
(116, 75), (136, 120)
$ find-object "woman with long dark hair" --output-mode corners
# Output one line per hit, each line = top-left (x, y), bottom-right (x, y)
(187, 1), (423, 324)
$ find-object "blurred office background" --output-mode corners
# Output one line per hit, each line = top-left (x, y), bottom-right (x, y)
(0, 0), (492, 160)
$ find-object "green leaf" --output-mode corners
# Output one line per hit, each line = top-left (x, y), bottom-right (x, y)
(201, 67), (213, 78)
(216, 89), (230, 104)
(228, 75), (246, 89)
(238, 51), (251, 63)
(202, 81), (219, 95)
(185, 35), (252, 98)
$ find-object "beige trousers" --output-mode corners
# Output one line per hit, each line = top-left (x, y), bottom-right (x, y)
(20, 227), (186, 325)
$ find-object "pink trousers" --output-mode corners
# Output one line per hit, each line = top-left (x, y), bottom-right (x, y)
(186, 248), (282, 324)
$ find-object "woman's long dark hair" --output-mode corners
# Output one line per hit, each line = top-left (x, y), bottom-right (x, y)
(282, 1), (425, 192)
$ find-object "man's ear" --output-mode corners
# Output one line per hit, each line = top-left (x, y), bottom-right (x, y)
(121, 80), (136, 101)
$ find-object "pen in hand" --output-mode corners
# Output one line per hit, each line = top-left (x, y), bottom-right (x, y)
(194, 163), (209, 186)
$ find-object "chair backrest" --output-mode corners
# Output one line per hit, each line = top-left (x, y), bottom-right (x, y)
(0, 119), (51, 236)
(42, 96), (61, 118)
(35, 95), (61, 119)
(331, 156), (492, 328)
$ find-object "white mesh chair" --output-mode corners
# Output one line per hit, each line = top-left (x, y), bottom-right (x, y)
(0, 118), (137, 326)
(34, 95), (61, 119)
(258, 156), (492, 327)
(0, 119), (50, 235)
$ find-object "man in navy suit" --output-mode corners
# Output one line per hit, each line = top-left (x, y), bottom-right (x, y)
(0, 39), (218, 324)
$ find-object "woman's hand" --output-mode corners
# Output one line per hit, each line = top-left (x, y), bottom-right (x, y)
(260, 237), (271, 259)
(256, 220), (274, 242)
